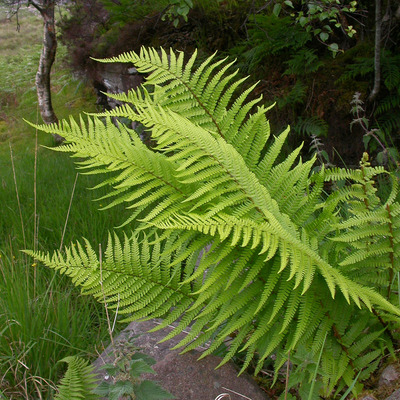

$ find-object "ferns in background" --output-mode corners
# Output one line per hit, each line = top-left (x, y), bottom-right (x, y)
(26, 47), (400, 398)
(293, 116), (329, 137)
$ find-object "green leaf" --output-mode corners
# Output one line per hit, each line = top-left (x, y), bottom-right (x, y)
(99, 363), (119, 376)
(299, 16), (308, 26)
(134, 380), (175, 400)
(109, 381), (134, 400)
(131, 352), (157, 366)
(93, 382), (111, 396)
(329, 42), (339, 52)
(129, 359), (156, 377)
(319, 32), (329, 42)
(273, 3), (282, 16)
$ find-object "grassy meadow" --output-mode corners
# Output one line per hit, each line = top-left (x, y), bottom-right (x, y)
(0, 7), (128, 398)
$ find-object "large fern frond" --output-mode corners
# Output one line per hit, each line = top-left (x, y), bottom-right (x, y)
(28, 47), (400, 396)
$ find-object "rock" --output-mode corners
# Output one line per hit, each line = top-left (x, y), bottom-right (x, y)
(93, 319), (269, 400)
(93, 62), (143, 111)
(379, 365), (400, 387)
(386, 389), (400, 400)
(359, 396), (377, 400)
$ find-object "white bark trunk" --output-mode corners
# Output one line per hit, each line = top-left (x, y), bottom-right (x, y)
(33, 0), (63, 143)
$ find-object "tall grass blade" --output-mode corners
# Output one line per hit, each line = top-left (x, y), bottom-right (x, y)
(338, 371), (361, 400)
(9, 142), (27, 253)
(307, 333), (327, 400)
(59, 172), (79, 251)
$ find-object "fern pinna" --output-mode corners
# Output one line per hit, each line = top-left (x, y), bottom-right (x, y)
(26, 48), (400, 397)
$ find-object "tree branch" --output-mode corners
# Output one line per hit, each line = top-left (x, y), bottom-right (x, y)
(28, 0), (43, 14)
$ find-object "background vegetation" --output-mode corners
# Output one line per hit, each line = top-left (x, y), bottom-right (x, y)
(60, 0), (400, 169)
(0, 7), (128, 398)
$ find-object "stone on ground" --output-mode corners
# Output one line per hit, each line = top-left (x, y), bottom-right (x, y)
(93, 319), (269, 400)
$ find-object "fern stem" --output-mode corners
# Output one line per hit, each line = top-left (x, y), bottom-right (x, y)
(386, 204), (395, 299)
(360, 163), (370, 210)
(332, 324), (356, 370)
(284, 351), (290, 400)
(182, 84), (225, 139)
(99, 243), (114, 346)
(372, 308), (396, 345)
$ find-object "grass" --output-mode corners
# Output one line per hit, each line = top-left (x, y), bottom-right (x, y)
(0, 6), (130, 398)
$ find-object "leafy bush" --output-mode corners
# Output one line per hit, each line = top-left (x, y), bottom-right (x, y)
(27, 47), (400, 397)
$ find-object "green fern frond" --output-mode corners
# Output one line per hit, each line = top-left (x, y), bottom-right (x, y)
(375, 94), (400, 115)
(382, 55), (400, 90)
(29, 47), (400, 396)
(25, 233), (198, 319)
(94, 47), (273, 173)
(293, 116), (329, 137)
(55, 356), (99, 400)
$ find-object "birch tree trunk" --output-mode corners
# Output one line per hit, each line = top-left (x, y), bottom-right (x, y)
(31, 0), (63, 143)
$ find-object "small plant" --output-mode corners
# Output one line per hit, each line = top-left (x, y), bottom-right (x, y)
(54, 338), (174, 400)
(162, 0), (193, 27)
(350, 91), (399, 168)
(94, 338), (174, 400)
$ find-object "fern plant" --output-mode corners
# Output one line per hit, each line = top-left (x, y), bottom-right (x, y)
(55, 356), (99, 400)
(26, 47), (400, 397)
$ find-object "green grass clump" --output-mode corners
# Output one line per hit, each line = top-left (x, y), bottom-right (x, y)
(0, 7), (130, 398)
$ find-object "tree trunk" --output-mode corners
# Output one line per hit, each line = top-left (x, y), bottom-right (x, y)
(368, 0), (382, 102)
(33, 0), (63, 143)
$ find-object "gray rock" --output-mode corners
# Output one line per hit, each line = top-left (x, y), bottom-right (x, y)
(359, 396), (377, 400)
(385, 389), (400, 400)
(379, 365), (400, 387)
(386, 389), (400, 400)
(93, 319), (269, 400)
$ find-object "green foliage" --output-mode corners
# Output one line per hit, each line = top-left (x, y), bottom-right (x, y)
(0, 8), (131, 398)
(55, 356), (99, 400)
(99, 0), (193, 28)
(274, 0), (359, 54)
(350, 92), (400, 169)
(27, 47), (400, 397)
(231, 14), (311, 74)
(277, 80), (307, 107)
(283, 48), (323, 76)
(93, 339), (174, 400)
(293, 116), (329, 137)
(162, 0), (193, 27)
(99, 0), (171, 26)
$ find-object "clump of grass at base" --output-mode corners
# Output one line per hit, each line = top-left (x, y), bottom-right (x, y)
(0, 250), (107, 399)
(0, 140), (130, 398)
